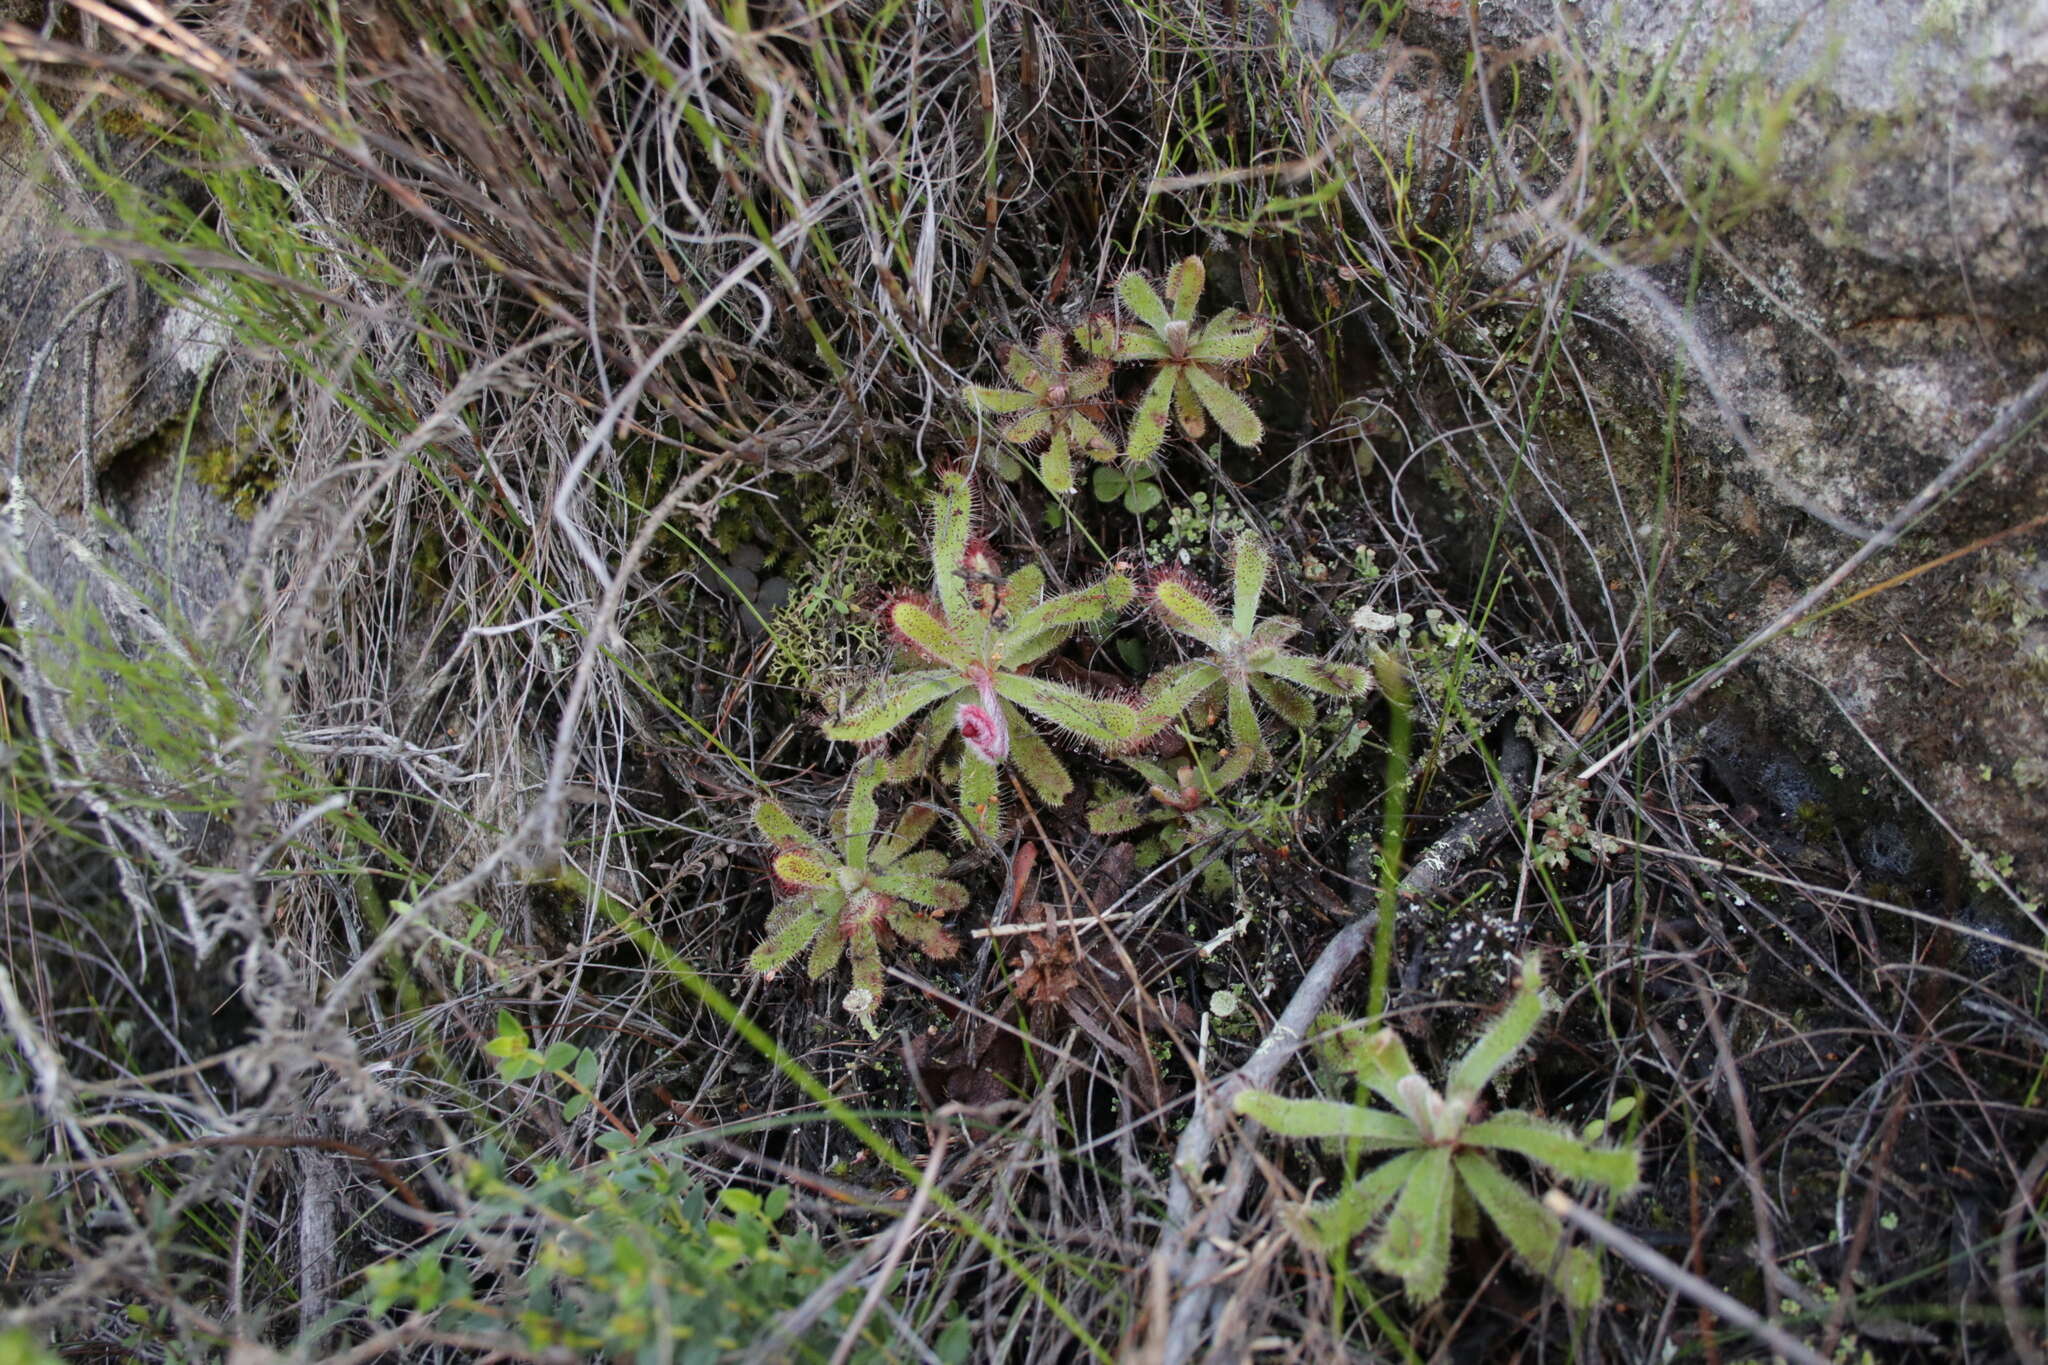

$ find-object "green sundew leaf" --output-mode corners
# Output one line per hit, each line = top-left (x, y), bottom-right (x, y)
(848, 929), (886, 1018)
(1031, 325), (1069, 371)
(1258, 653), (1372, 698)
(962, 383), (1037, 415)
(1185, 365), (1265, 447)
(1251, 673), (1318, 730)
(824, 672), (962, 742)
(1112, 331), (1172, 362)
(1346, 1027), (1425, 1112)
(1190, 312), (1271, 363)
(1125, 477), (1163, 515)
(1003, 344), (1041, 388)
(1074, 316), (1120, 360)
(1208, 740), (1258, 790)
(1454, 1153), (1604, 1309)
(1250, 615), (1305, 650)
(1041, 427), (1076, 497)
(1005, 573), (1135, 642)
(1121, 755), (1181, 793)
(932, 470), (976, 625)
(1003, 409), (1051, 444)
(1452, 1178), (1481, 1240)
(808, 916), (846, 978)
(1233, 1091), (1423, 1147)
(1371, 1145), (1456, 1304)
(1141, 659), (1223, 719)
(753, 798), (820, 851)
(875, 805), (940, 866)
(1152, 577), (1227, 648)
(1445, 952), (1547, 1100)
(1173, 371), (1208, 440)
(771, 849), (837, 890)
(1304, 1149), (1424, 1250)
(1008, 710), (1075, 804)
(996, 674), (1149, 749)
(872, 870), (968, 913)
(1231, 535), (1270, 635)
(1165, 255), (1205, 320)
(1004, 625), (1072, 670)
(957, 750), (1003, 839)
(1226, 682), (1263, 759)
(1117, 268), (1172, 332)
(1123, 369), (1177, 465)
(888, 599), (974, 673)
(1006, 563), (1046, 609)
(886, 907), (960, 959)
(1088, 790), (1148, 835)
(878, 708), (948, 782)
(753, 912), (823, 978)
(888, 848), (948, 879)
(1069, 411), (1117, 461)
(1460, 1114), (1641, 1195)
(842, 764), (883, 869)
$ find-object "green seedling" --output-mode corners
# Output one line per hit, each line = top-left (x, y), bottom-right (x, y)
(1078, 255), (1271, 464)
(1143, 535), (1371, 784)
(1233, 954), (1641, 1308)
(823, 470), (1152, 838)
(961, 327), (1118, 497)
(1092, 461), (1164, 516)
(749, 765), (966, 1035)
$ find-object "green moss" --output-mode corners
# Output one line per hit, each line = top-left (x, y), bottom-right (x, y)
(183, 419), (282, 520)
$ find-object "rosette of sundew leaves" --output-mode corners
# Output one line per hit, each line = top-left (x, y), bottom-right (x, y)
(1077, 255), (1271, 466)
(960, 327), (1118, 497)
(822, 470), (1153, 839)
(1233, 953), (1641, 1307)
(749, 764), (966, 1036)
(1141, 534), (1372, 786)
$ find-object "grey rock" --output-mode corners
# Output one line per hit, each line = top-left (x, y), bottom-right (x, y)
(0, 117), (243, 625)
(1302, 0), (2048, 887)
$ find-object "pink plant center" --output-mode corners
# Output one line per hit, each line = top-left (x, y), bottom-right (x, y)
(958, 703), (1008, 765)
(958, 668), (1009, 763)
